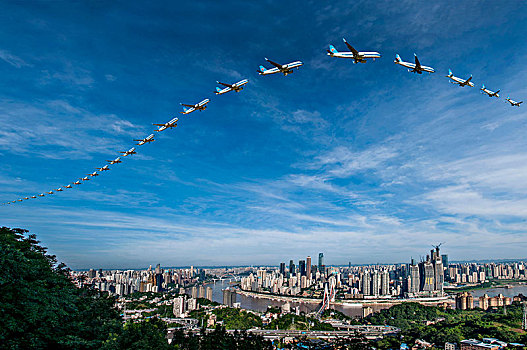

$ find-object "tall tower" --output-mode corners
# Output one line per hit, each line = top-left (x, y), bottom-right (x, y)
(318, 253), (324, 274)
(306, 256), (312, 279)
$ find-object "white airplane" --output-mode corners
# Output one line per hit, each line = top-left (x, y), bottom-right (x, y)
(80, 176), (90, 181)
(87, 171), (99, 177)
(73, 180), (82, 185)
(120, 147), (137, 156)
(24, 197), (29, 200)
(55, 188), (63, 192)
(38, 193), (45, 197)
(17, 199), (22, 202)
(154, 117), (178, 132)
(180, 99), (209, 114)
(30, 195), (37, 198)
(446, 69), (474, 87)
(107, 157), (122, 165)
(47, 191), (54, 195)
(64, 184), (73, 189)
(394, 54), (435, 74)
(480, 85), (500, 98)
(258, 58), (303, 76)
(215, 79), (249, 95)
(11, 200), (17, 203)
(134, 134), (155, 146)
(505, 96), (523, 107)
(327, 38), (381, 63)
(96, 165), (110, 172)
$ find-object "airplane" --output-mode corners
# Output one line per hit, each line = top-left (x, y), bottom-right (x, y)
(17, 199), (22, 202)
(180, 99), (210, 114)
(446, 69), (474, 87)
(394, 54), (435, 74)
(258, 58), (303, 76)
(134, 134), (155, 146)
(120, 147), (137, 156)
(47, 191), (54, 195)
(107, 157), (122, 165)
(154, 117), (179, 132)
(11, 200), (16, 203)
(38, 194), (45, 197)
(96, 165), (110, 171)
(64, 184), (73, 189)
(72, 180), (82, 185)
(87, 171), (99, 177)
(30, 195), (37, 198)
(480, 85), (500, 98)
(24, 197), (29, 200)
(215, 79), (249, 95)
(55, 188), (63, 192)
(505, 96), (523, 107)
(327, 38), (381, 63)
(80, 176), (90, 181)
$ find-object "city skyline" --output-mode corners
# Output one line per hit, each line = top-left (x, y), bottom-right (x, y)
(1, 1), (527, 268)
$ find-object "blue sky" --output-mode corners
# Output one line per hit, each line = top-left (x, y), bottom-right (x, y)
(1, 1), (527, 269)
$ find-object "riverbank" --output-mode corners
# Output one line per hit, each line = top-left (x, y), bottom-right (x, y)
(237, 289), (452, 306)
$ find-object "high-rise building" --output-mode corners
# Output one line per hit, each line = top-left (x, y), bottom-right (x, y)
(318, 253), (324, 272)
(381, 270), (389, 296)
(222, 288), (236, 307)
(279, 262), (286, 276)
(289, 260), (295, 277)
(173, 296), (185, 317)
(409, 263), (420, 293)
(206, 287), (213, 302)
(419, 256), (435, 292)
(306, 256), (312, 279)
(299, 260), (306, 277)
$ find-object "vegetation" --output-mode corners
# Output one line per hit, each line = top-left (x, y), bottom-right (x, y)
(265, 313), (334, 331)
(102, 317), (172, 350)
(0, 227), (122, 349)
(364, 302), (527, 347)
(213, 307), (263, 330)
(170, 325), (273, 349)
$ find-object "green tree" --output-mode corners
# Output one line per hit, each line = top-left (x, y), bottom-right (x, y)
(102, 317), (172, 350)
(0, 227), (122, 349)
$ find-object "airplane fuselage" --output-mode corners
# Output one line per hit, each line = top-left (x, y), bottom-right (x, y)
(447, 75), (474, 87)
(481, 88), (499, 98)
(327, 51), (380, 63)
(395, 61), (434, 74)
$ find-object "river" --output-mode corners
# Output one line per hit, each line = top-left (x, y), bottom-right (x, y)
(205, 281), (527, 317)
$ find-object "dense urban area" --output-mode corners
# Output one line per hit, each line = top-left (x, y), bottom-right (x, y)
(2, 227), (526, 349)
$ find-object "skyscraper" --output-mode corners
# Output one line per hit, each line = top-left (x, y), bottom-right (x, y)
(279, 262), (286, 276)
(289, 260), (295, 277)
(306, 256), (312, 279)
(299, 260), (306, 277)
(318, 253), (324, 273)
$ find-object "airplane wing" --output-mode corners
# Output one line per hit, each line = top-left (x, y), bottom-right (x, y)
(265, 58), (283, 69)
(181, 103), (194, 108)
(217, 81), (232, 88)
(414, 55), (422, 70)
(153, 123), (165, 126)
(343, 39), (359, 55)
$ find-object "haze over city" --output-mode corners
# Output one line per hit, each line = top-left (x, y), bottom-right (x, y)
(1, 1), (527, 269)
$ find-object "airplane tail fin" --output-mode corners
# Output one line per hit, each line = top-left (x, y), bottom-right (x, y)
(216, 87), (221, 92)
(448, 69), (453, 77)
(328, 45), (338, 54)
(395, 54), (401, 62)
(258, 65), (266, 73)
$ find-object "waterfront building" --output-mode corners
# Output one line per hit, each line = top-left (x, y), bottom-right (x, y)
(456, 291), (474, 310)
(206, 287), (213, 301)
